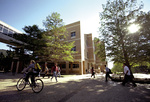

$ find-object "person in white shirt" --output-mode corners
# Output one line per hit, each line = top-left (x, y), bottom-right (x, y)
(122, 63), (137, 87)
(57, 66), (61, 78)
(105, 65), (112, 82)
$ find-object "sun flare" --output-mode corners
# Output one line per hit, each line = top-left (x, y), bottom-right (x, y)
(128, 24), (140, 33)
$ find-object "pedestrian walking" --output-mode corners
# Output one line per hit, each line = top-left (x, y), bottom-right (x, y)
(43, 62), (49, 78)
(91, 67), (95, 78)
(57, 66), (61, 78)
(51, 63), (59, 82)
(105, 65), (112, 82)
(122, 63), (137, 87)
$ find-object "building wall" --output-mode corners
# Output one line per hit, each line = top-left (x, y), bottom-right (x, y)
(66, 21), (81, 56)
(94, 39), (107, 72)
(62, 21), (82, 74)
(84, 34), (95, 74)
(0, 20), (24, 73)
(0, 20), (106, 74)
(0, 20), (23, 45)
(84, 34), (107, 73)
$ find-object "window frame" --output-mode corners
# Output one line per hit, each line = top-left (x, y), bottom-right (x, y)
(71, 31), (76, 38)
(73, 64), (79, 68)
(71, 46), (76, 51)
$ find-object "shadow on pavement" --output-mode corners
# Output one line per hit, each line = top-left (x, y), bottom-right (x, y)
(0, 73), (150, 102)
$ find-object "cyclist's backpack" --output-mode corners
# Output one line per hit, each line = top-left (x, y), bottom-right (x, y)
(109, 68), (112, 74)
(35, 63), (42, 72)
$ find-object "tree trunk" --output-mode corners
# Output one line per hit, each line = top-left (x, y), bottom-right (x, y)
(121, 37), (134, 77)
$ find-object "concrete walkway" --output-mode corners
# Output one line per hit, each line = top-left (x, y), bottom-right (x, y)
(112, 73), (150, 83)
(0, 73), (150, 102)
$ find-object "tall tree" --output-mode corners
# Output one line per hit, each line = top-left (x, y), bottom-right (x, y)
(22, 25), (44, 58)
(94, 37), (106, 61)
(42, 12), (75, 63)
(134, 11), (150, 62)
(12, 25), (44, 59)
(99, 0), (143, 68)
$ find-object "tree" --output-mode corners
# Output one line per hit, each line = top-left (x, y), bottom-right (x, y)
(111, 63), (123, 72)
(42, 12), (75, 63)
(99, 0), (144, 68)
(12, 25), (44, 59)
(94, 37), (106, 61)
(134, 11), (150, 62)
(22, 25), (44, 58)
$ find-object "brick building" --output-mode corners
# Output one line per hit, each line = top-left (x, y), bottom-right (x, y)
(59, 21), (106, 75)
(0, 20), (106, 74)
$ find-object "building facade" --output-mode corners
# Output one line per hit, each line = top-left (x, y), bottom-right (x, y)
(59, 21), (83, 74)
(59, 21), (106, 75)
(0, 20), (23, 73)
(0, 20), (23, 45)
(0, 20), (106, 74)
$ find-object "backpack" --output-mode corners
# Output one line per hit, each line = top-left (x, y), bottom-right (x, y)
(34, 63), (42, 72)
(109, 68), (112, 74)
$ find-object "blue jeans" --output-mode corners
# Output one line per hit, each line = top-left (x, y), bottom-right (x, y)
(51, 71), (57, 82)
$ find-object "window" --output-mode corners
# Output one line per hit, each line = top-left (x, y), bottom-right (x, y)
(71, 46), (76, 51)
(61, 64), (66, 69)
(9, 30), (14, 34)
(3, 28), (8, 34)
(73, 64), (79, 68)
(0, 25), (3, 32)
(71, 32), (76, 38)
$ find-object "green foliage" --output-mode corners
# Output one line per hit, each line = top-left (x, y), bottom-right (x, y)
(111, 63), (123, 72)
(94, 37), (106, 61)
(112, 62), (150, 73)
(133, 11), (150, 62)
(99, 0), (145, 67)
(11, 25), (44, 60)
(10, 12), (75, 63)
(42, 12), (75, 62)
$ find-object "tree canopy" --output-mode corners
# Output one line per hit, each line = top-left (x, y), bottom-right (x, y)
(99, 0), (150, 68)
(94, 37), (106, 61)
(40, 12), (75, 62)
(10, 12), (75, 63)
(12, 25), (44, 59)
(134, 11), (150, 62)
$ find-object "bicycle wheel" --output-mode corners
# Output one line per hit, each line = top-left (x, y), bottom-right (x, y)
(32, 79), (44, 93)
(16, 77), (26, 91)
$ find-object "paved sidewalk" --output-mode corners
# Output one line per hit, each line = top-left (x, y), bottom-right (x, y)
(0, 73), (150, 102)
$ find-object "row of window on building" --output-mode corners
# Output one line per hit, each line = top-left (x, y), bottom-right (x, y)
(0, 24), (76, 40)
(0, 24), (18, 37)
(0, 22), (77, 38)
(58, 63), (79, 69)
(0, 22), (77, 51)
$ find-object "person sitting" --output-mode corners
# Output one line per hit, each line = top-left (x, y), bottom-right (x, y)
(23, 60), (37, 86)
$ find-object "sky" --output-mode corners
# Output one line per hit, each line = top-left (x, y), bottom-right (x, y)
(0, 0), (150, 68)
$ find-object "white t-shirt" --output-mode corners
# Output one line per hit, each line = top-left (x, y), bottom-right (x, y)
(124, 66), (131, 75)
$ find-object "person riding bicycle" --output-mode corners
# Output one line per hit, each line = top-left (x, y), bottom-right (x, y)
(23, 60), (39, 86)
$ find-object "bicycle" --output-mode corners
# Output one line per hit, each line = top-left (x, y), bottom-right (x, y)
(16, 72), (44, 93)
